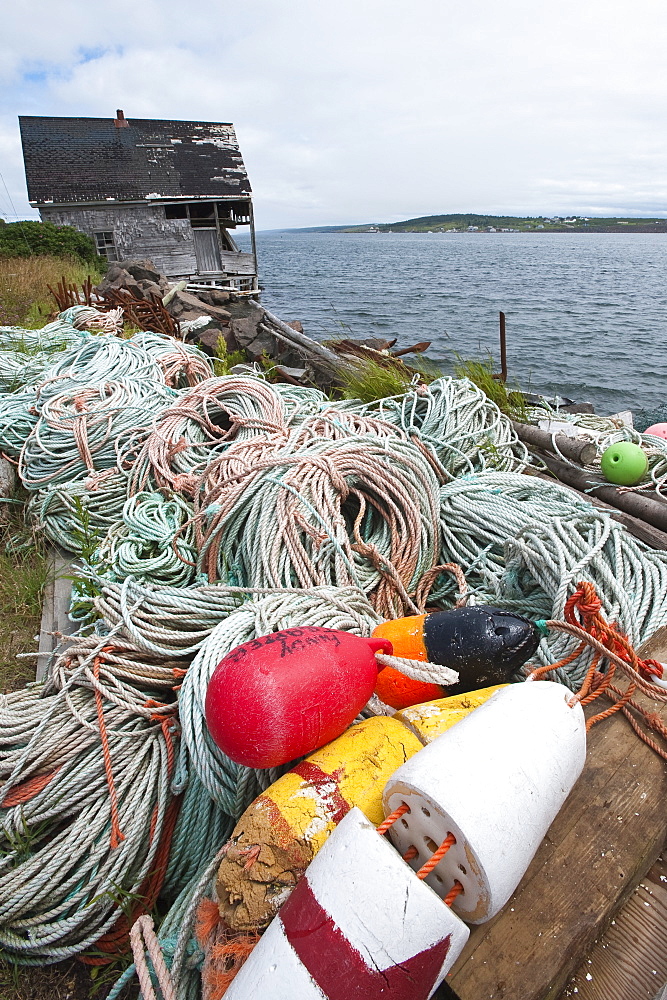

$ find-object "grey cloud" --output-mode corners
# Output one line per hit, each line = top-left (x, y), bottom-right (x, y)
(1, 0), (667, 228)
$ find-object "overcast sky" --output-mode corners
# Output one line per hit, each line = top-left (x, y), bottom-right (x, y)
(1, 0), (666, 230)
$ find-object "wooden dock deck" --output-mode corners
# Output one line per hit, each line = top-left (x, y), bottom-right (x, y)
(440, 687), (667, 1000)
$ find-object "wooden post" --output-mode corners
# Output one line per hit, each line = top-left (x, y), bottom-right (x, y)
(249, 202), (259, 292)
(499, 311), (507, 382)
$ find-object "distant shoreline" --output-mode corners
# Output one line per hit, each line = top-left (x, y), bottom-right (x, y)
(266, 227), (667, 235)
(269, 215), (667, 235)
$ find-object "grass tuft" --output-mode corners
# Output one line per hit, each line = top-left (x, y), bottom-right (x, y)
(339, 357), (415, 403)
(454, 356), (528, 420)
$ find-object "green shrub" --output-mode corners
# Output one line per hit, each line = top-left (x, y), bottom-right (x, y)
(0, 221), (101, 269)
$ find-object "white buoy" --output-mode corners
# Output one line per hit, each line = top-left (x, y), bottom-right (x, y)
(224, 806), (469, 1000)
(383, 680), (586, 923)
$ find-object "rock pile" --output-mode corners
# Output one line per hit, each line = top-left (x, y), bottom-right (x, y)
(95, 259), (170, 301)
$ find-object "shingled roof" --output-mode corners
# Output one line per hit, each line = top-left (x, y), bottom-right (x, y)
(19, 114), (252, 206)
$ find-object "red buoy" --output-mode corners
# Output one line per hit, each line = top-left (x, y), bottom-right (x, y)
(205, 627), (392, 768)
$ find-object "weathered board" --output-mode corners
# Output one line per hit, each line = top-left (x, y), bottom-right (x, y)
(36, 547), (73, 681)
(559, 852), (667, 999)
(441, 692), (667, 1000)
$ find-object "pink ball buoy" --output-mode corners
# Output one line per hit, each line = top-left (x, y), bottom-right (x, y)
(205, 627), (392, 768)
(644, 423), (667, 440)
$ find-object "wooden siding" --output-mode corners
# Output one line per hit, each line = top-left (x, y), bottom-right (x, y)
(40, 204), (256, 281)
(41, 203), (197, 275)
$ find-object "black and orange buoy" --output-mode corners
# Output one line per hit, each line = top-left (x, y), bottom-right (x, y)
(372, 606), (541, 709)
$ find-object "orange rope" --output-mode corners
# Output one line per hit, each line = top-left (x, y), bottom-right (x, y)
(605, 683), (667, 761)
(93, 652), (125, 849)
(1, 768), (59, 808)
(80, 656), (182, 965)
(417, 832), (456, 879)
(402, 846), (419, 862)
(79, 793), (182, 965)
(528, 581), (667, 756)
(444, 881), (464, 907)
(376, 802), (410, 835)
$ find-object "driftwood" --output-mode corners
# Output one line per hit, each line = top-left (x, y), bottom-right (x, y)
(249, 302), (342, 368)
(512, 421), (597, 466)
(391, 340), (431, 357)
(534, 451), (667, 533)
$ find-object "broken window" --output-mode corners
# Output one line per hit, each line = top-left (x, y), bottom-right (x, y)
(164, 204), (187, 219)
(94, 231), (118, 261)
(163, 201), (251, 228)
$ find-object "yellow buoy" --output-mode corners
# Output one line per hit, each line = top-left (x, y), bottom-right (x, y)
(216, 685), (506, 930)
(395, 685), (508, 743)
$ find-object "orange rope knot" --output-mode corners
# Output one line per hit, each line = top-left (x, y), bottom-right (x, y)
(528, 581), (667, 757)
(93, 654), (125, 850)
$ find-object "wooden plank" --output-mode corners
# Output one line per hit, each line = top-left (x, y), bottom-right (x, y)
(558, 853), (667, 1000)
(441, 694), (667, 1000)
(36, 547), (74, 681)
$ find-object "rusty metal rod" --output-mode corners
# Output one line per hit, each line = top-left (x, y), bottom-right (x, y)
(499, 310), (507, 381)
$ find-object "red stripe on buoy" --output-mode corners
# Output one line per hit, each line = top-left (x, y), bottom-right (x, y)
(280, 877), (451, 999)
(291, 761), (350, 824)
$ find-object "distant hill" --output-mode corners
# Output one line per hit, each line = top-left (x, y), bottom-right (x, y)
(280, 214), (667, 234)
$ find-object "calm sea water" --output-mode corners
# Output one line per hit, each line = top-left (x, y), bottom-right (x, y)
(236, 231), (667, 415)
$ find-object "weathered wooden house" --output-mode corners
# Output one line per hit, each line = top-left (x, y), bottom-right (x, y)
(18, 111), (258, 290)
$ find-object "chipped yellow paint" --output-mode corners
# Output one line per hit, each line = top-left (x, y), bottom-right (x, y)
(261, 717), (423, 852)
(395, 684), (508, 743)
(248, 690), (505, 860)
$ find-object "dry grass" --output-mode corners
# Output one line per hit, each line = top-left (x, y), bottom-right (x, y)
(0, 961), (111, 1000)
(0, 256), (95, 329)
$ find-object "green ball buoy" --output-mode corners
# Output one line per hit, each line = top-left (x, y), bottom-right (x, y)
(600, 441), (648, 486)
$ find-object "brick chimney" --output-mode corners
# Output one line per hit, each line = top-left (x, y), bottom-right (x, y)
(114, 109), (129, 128)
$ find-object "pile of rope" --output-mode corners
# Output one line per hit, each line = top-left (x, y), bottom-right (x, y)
(345, 375), (530, 478)
(126, 376), (290, 496)
(190, 410), (441, 618)
(0, 637), (183, 962)
(3, 309), (667, 999)
(19, 379), (178, 490)
(437, 471), (667, 688)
